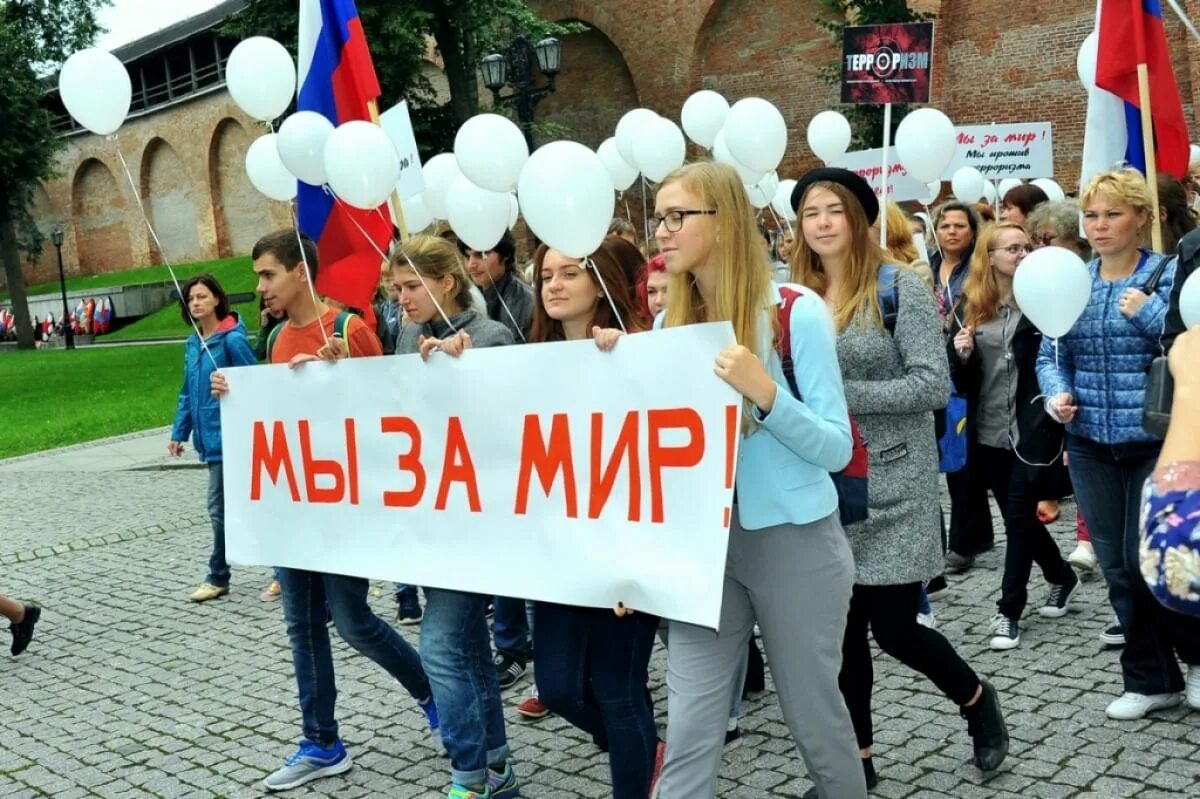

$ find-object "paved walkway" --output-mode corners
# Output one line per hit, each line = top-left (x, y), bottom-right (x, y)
(1, 431), (1198, 798)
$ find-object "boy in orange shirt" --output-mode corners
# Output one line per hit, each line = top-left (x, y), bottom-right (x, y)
(211, 230), (439, 792)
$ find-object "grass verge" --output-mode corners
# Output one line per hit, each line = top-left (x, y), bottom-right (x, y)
(0, 344), (185, 459)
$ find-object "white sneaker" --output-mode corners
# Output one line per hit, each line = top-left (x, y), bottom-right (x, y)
(1105, 691), (1182, 720)
(917, 611), (936, 629)
(1068, 543), (1097, 572)
(988, 613), (1020, 650)
(1187, 669), (1200, 710)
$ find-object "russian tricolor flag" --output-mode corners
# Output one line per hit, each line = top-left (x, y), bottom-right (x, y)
(297, 0), (392, 313)
(1081, 0), (1189, 188)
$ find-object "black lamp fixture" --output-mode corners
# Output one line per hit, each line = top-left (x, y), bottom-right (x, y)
(51, 226), (74, 349)
(481, 35), (564, 150)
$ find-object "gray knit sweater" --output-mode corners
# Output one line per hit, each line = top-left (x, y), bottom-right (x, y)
(838, 267), (950, 586)
(396, 309), (515, 355)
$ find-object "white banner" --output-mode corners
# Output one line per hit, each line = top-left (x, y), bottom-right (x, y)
(380, 100), (425, 201)
(833, 146), (927, 202)
(943, 122), (1054, 179)
(220, 323), (741, 628)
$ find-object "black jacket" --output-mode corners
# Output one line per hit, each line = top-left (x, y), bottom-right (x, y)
(947, 301), (1065, 480)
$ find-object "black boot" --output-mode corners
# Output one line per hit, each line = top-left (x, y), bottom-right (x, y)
(10, 604), (40, 656)
(961, 679), (1008, 771)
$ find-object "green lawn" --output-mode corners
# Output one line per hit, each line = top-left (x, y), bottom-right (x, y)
(0, 255), (253, 302)
(0, 344), (186, 458)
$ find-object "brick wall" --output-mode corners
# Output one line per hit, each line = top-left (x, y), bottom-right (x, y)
(7, 90), (290, 288)
(19, 0), (1200, 285)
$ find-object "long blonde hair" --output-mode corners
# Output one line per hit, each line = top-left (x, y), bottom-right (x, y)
(789, 181), (891, 331)
(659, 161), (776, 360)
(963, 222), (1024, 329)
(882, 200), (920, 264)
(390, 235), (474, 314)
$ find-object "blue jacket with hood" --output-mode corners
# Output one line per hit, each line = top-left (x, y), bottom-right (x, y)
(170, 314), (257, 463)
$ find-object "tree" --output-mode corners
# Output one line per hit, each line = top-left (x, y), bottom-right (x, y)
(222, 0), (576, 160)
(0, 0), (108, 349)
(817, 0), (935, 149)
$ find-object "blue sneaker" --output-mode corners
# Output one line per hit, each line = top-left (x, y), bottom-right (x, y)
(421, 697), (446, 753)
(263, 739), (352, 791)
(488, 760), (519, 799)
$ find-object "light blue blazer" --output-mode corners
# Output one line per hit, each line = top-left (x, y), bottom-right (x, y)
(657, 282), (853, 531)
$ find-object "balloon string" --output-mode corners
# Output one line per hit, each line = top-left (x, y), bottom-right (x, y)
(268, 119), (332, 353)
(398, 251), (458, 333)
(480, 267), (527, 343)
(584, 256), (627, 335)
(111, 135), (220, 372)
(641, 176), (651, 246)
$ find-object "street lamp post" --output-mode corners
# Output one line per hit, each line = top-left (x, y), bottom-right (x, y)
(480, 35), (563, 150)
(51, 227), (74, 350)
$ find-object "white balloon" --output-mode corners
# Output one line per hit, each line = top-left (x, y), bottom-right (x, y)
(724, 97), (788, 174)
(982, 180), (997, 204)
(508, 194), (520, 229)
(807, 111), (853, 165)
(921, 181), (941, 206)
(598, 137), (638, 191)
(277, 111), (335, 186)
(455, 113), (529, 193)
(1077, 31), (1098, 89)
(746, 172), (780, 210)
(323, 121), (400, 210)
(446, 175), (512, 251)
(1031, 178), (1066, 202)
(245, 133), (297, 202)
(997, 178), (1023, 202)
(952, 167), (986, 204)
(517, 141), (615, 259)
(681, 90), (729, 148)
(615, 108), (660, 168)
(422, 154), (462, 220)
(772, 179), (798, 222)
(58, 49), (132, 136)
(1013, 246), (1092, 338)
(225, 37), (296, 122)
(895, 108), (957, 184)
(633, 116), (686, 183)
(1180, 269), (1200, 328)
(400, 193), (433, 233)
(713, 129), (767, 185)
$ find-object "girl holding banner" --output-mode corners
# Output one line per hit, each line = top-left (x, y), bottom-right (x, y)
(390, 235), (520, 799)
(526, 238), (658, 799)
(787, 167), (1009, 789)
(646, 161), (867, 799)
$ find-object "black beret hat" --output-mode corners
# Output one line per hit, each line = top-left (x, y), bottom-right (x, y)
(790, 167), (880, 225)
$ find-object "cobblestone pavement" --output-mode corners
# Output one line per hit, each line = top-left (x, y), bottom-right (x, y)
(2, 447), (1199, 798)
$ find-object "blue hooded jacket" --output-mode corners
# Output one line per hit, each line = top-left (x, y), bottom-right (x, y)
(170, 314), (258, 463)
(1035, 250), (1175, 445)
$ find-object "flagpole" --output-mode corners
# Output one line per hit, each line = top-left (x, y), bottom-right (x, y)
(367, 99), (411, 243)
(1129, 0), (1163, 251)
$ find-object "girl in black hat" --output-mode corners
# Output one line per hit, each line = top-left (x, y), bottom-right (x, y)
(788, 168), (1009, 792)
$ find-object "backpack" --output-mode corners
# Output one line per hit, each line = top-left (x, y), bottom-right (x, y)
(266, 311), (356, 362)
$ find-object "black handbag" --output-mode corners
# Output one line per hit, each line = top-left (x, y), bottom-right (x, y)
(1140, 255), (1176, 438)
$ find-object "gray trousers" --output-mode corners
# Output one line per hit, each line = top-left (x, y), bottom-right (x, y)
(657, 510), (867, 799)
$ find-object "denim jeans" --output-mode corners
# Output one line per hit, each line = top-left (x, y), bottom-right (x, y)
(493, 596), (531, 658)
(278, 568), (432, 747)
(1067, 434), (1200, 694)
(422, 588), (510, 787)
(205, 463), (230, 587)
(534, 603), (659, 799)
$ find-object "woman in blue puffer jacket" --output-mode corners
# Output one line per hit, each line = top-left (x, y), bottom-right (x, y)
(169, 275), (257, 603)
(1037, 168), (1200, 723)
